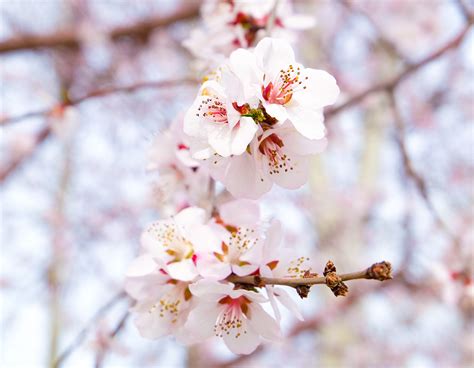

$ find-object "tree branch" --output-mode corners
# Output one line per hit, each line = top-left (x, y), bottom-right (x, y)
(1, 78), (198, 126)
(327, 21), (472, 118)
(54, 291), (127, 368)
(226, 261), (392, 297)
(0, 4), (200, 54)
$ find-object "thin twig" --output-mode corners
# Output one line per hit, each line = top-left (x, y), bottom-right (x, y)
(54, 291), (127, 368)
(327, 22), (472, 119)
(1, 78), (198, 126)
(226, 261), (392, 289)
(94, 310), (131, 368)
(388, 92), (456, 240)
(0, 4), (200, 54)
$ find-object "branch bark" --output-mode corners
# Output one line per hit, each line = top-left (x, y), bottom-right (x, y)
(226, 261), (392, 297)
(1, 78), (198, 126)
(0, 4), (200, 54)
(327, 21), (472, 119)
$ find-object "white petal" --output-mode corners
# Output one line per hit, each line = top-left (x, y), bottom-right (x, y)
(254, 37), (295, 82)
(274, 287), (304, 321)
(174, 207), (206, 228)
(208, 125), (233, 157)
(230, 117), (258, 155)
(166, 259), (198, 282)
(285, 105), (326, 140)
(223, 153), (272, 199)
(197, 256), (232, 280)
(189, 279), (233, 297)
(248, 303), (281, 341)
(125, 254), (157, 278)
(192, 225), (222, 254)
(263, 102), (288, 123)
(134, 303), (172, 339)
(181, 302), (218, 344)
(294, 68), (340, 108)
(219, 199), (260, 225)
(223, 318), (261, 355)
(264, 150), (310, 189)
(232, 264), (260, 277)
(281, 129), (327, 155)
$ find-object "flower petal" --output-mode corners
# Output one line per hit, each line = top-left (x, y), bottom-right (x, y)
(294, 68), (340, 108)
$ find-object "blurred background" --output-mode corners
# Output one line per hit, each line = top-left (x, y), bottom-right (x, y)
(1, 0), (473, 367)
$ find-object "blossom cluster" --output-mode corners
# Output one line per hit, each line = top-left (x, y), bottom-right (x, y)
(127, 0), (340, 355)
(183, 0), (315, 71)
(184, 37), (339, 198)
(125, 200), (310, 354)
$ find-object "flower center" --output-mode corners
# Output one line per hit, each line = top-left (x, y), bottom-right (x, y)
(196, 96), (228, 124)
(262, 64), (308, 105)
(258, 133), (295, 175)
(214, 295), (251, 338)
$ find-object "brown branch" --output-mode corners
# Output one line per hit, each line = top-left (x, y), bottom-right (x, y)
(0, 4), (200, 54)
(327, 22), (472, 118)
(1, 78), (198, 126)
(226, 261), (392, 297)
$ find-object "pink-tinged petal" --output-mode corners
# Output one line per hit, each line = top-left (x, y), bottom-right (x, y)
(285, 105), (326, 140)
(264, 150), (310, 190)
(274, 287), (304, 321)
(230, 117), (258, 155)
(254, 37), (295, 82)
(222, 153), (272, 199)
(294, 68), (340, 108)
(281, 129), (328, 156)
(189, 279), (234, 298)
(223, 318), (261, 355)
(173, 207), (206, 228)
(262, 219), (283, 262)
(166, 259), (198, 282)
(197, 256), (232, 280)
(125, 254), (158, 278)
(248, 303), (281, 341)
(181, 302), (219, 344)
(220, 199), (260, 225)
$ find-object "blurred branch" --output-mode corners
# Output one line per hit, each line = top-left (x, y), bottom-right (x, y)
(94, 310), (130, 368)
(54, 291), (128, 368)
(455, 0), (474, 23)
(0, 78), (198, 126)
(327, 21), (472, 118)
(227, 261), (392, 298)
(339, 0), (407, 60)
(0, 126), (51, 182)
(0, 4), (200, 54)
(388, 92), (456, 239)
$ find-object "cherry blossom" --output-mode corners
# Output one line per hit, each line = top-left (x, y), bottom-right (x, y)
(182, 279), (280, 354)
(125, 254), (193, 339)
(184, 37), (337, 198)
(195, 199), (265, 279)
(183, 0), (315, 71)
(140, 207), (216, 282)
(147, 116), (210, 215)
